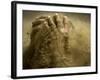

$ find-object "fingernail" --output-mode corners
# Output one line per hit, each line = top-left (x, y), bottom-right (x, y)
(64, 16), (69, 21)
(48, 16), (50, 18)
(55, 13), (58, 15)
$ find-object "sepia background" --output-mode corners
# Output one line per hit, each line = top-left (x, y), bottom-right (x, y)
(23, 11), (90, 50)
(23, 10), (91, 67)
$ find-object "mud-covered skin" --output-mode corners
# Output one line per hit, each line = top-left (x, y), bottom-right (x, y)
(23, 13), (90, 69)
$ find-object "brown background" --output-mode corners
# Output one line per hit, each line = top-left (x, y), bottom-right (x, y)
(23, 11), (90, 51)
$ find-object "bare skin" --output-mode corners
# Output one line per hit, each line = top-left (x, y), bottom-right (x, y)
(23, 13), (90, 69)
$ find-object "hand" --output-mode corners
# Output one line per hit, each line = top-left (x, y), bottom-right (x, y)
(42, 14), (72, 67)
(29, 13), (74, 68)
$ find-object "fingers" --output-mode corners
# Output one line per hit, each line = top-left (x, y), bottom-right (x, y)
(40, 21), (51, 38)
(32, 16), (48, 28)
(54, 13), (63, 29)
(31, 21), (50, 45)
(43, 21), (50, 29)
(42, 21), (50, 34)
(32, 15), (57, 41)
(32, 19), (45, 28)
(63, 16), (74, 32)
(47, 16), (56, 31)
(63, 16), (69, 26)
(32, 14), (71, 39)
(63, 16), (69, 32)
(36, 16), (48, 20)
(33, 14), (59, 32)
